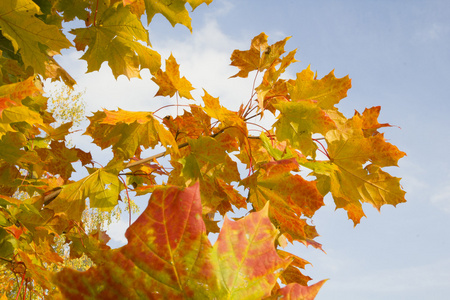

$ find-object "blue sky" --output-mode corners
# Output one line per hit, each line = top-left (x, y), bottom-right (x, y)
(53, 1), (450, 299)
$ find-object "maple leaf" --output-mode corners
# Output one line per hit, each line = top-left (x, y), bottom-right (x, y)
(274, 101), (336, 158)
(0, 77), (41, 117)
(305, 107), (406, 225)
(0, 227), (16, 259)
(270, 280), (327, 300)
(288, 66), (352, 109)
(236, 136), (273, 169)
(242, 158), (324, 248)
(230, 33), (292, 78)
(35, 141), (92, 181)
(47, 169), (121, 221)
(202, 91), (247, 135)
(0, 105), (45, 139)
(71, 4), (160, 79)
(0, 0), (72, 75)
(0, 132), (40, 168)
(179, 136), (242, 214)
(142, 0), (213, 30)
(0, 163), (21, 196)
(53, 184), (295, 299)
(53, 183), (221, 299)
(67, 229), (111, 261)
(17, 250), (53, 290)
(163, 106), (212, 144)
(181, 136), (239, 181)
(255, 49), (297, 113)
(123, 0), (146, 17)
(44, 57), (77, 87)
(213, 202), (291, 299)
(259, 132), (297, 161)
(86, 109), (178, 161)
(26, 229), (65, 264)
(53, 0), (90, 22)
(277, 250), (312, 286)
(356, 106), (393, 137)
(152, 54), (195, 99)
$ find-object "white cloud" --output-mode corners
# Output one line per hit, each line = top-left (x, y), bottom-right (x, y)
(155, 18), (254, 111)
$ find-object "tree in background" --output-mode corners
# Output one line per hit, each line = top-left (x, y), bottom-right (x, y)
(1, 79), (138, 298)
(0, 1), (405, 298)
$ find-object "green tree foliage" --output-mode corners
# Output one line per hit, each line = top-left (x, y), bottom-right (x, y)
(0, 0), (405, 298)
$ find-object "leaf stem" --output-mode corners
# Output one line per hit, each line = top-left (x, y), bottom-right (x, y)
(93, 0), (100, 26)
(118, 175), (132, 226)
(15, 272), (26, 300)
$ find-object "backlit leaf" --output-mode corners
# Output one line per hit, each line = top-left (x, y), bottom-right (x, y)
(288, 66), (352, 109)
(0, 77), (41, 117)
(86, 109), (178, 161)
(71, 4), (160, 79)
(152, 54), (194, 99)
(213, 202), (291, 299)
(230, 33), (291, 78)
(142, 0), (213, 30)
(202, 91), (247, 134)
(307, 108), (406, 224)
(35, 141), (92, 181)
(179, 136), (241, 214)
(47, 169), (120, 221)
(274, 101), (336, 158)
(53, 183), (221, 299)
(53, 0), (90, 22)
(271, 280), (327, 300)
(278, 250), (312, 286)
(242, 159), (324, 248)
(0, 0), (72, 75)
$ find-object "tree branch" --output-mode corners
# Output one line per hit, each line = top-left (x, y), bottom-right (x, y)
(42, 127), (248, 206)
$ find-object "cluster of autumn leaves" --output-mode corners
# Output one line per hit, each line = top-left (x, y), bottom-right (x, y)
(0, 0), (405, 299)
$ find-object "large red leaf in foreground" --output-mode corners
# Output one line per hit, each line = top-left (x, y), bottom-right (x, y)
(53, 184), (321, 299)
(53, 183), (216, 299)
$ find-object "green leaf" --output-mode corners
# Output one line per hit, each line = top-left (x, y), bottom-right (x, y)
(259, 132), (295, 161)
(47, 169), (120, 221)
(71, 4), (161, 79)
(86, 109), (178, 161)
(53, 0), (90, 22)
(274, 101), (336, 158)
(143, 0), (213, 30)
(179, 136), (242, 215)
(0, 228), (17, 259)
(0, 0), (72, 75)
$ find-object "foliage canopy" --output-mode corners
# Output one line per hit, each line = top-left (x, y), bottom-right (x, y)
(0, 0), (405, 298)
